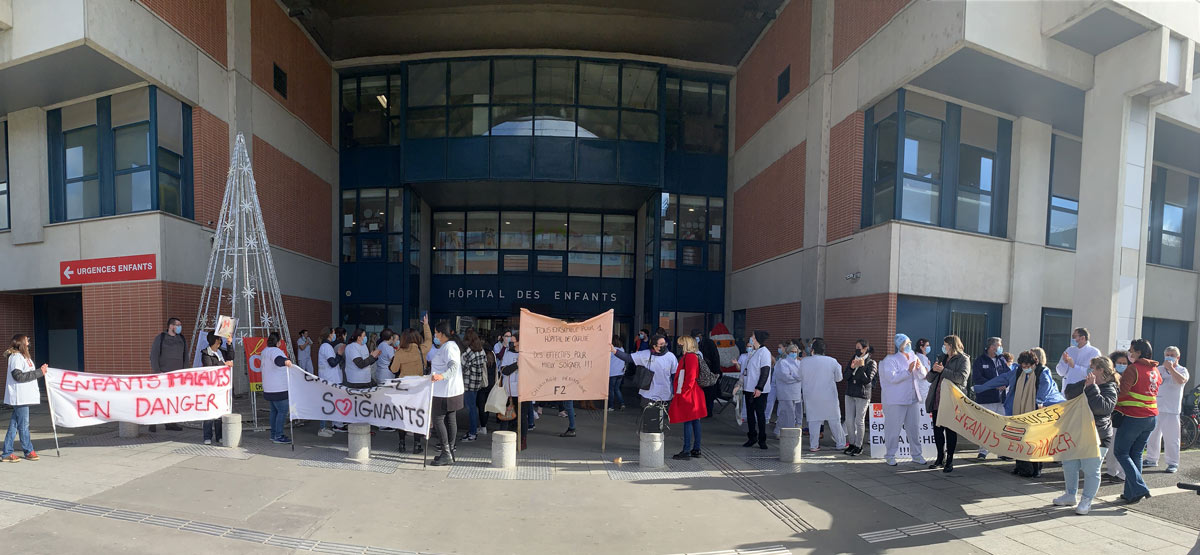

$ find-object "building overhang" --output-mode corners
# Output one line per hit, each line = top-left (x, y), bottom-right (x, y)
(0, 43), (142, 115)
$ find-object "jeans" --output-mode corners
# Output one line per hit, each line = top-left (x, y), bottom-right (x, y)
(563, 400), (576, 430)
(682, 419), (702, 452)
(268, 398), (289, 440)
(464, 390), (480, 436)
(1062, 447), (1108, 500)
(609, 376), (625, 408)
(1113, 415), (1156, 500)
(2, 405), (31, 457)
(744, 393), (768, 444)
(843, 396), (871, 449)
(1146, 413), (1182, 466)
(202, 419), (223, 442)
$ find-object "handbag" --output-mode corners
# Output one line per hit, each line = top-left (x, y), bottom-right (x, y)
(696, 357), (719, 387)
(632, 365), (655, 391)
(485, 375), (510, 414)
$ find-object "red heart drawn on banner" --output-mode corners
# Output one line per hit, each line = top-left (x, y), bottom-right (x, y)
(334, 399), (352, 416)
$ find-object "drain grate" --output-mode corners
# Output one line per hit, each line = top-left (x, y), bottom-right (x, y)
(171, 444), (254, 460)
(704, 451), (815, 534)
(446, 456), (552, 480)
(856, 504), (1075, 543)
(601, 452), (712, 481)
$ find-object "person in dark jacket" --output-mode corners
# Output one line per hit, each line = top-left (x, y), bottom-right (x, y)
(842, 339), (877, 456)
(1054, 355), (1119, 515)
(927, 335), (971, 473)
(698, 338), (723, 418)
(973, 337), (1011, 459)
(149, 317), (187, 431)
(199, 332), (233, 445)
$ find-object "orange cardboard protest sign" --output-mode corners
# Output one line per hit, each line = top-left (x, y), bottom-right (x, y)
(517, 309), (613, 402)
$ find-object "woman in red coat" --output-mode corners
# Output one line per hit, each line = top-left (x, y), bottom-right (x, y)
(670, 336), (707, 460)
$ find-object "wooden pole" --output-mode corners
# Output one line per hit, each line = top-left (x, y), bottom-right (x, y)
(516, 400), (523, 455)
(601, 396), (608, 453)
(43, 369), (62, 457)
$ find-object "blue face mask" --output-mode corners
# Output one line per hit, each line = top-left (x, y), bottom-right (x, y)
(903, 344), (913, 354)
(1115, 363), (1127, 374)
(1165, 356), (1177, 364)
(433, 337), (442, 347)
(941, 345), (949, 355)
(995, 346), (1004, 356)
(173, 325), (182, 334)
(1022, 367), (1034, 374)
(787, 353), (798, 360)
(923, 345), (931, 354)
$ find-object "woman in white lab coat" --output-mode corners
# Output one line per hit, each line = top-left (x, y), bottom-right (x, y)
(772, 341), (804, 435)
(798, 338), (847, 451)
(879, 334), (929, 466)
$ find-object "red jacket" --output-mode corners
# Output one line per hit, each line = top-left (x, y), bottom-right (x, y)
(668, 353), (707, 423)
(1116, 358), (1162, 418)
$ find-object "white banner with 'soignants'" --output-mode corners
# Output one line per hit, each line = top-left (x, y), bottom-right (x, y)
(46, 366), (233, 427)
(286, 367), (433, 437)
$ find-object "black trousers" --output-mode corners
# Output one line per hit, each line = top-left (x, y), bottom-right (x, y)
(744, 392), (768, 444)
(702, 384), (721, 417)
(931, 410), (958, 462)
(432, 403), (458, 454)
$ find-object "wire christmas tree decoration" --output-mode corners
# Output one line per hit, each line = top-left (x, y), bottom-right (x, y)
(191, 134), (292, 427)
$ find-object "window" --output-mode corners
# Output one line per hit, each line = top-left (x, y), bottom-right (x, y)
(51, 87), (191, 223)
(777, 66), (790, 102)
(1142, 317), (1190, 363)
(273, 64), (287, 98)
(341, 188), (404, 263)
(1148, 166), (1198, 269)
(863, 90), (1009, 237)
(1040, 308), (1072, 357)
(658, 193), (724, 270)
(1047, 134), (1081, 249)
(0, 121), (8, 230)
(665, 79), (727, 154)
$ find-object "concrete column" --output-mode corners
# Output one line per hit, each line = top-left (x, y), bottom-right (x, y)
(638, 432), (665, 469)
(221, 413), (242, 447)
(1004, 118), (1054, 350)
(7, 108), (49, 245)
(779, 427), (803, 463)
(1073, 28), (1191, 350)
(799, 0), (835, 338)
(118, 422), (139, 439)
(347, 423), (371, 461)
(491, 430), (517, 469)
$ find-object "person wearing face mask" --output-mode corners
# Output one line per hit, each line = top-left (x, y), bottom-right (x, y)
(740, 331), (773, 449)
(842, 339), (877, 456)
(1057, 327), (1102, 386)
(975, 350), (1066, 477)
(668, 336), (707, 459)
(772, 341), (804, 440)
(797, 338), (847, 452)
(373, 329), (397, 387)
(429, 321), (465, 466)
(200, 332), (234, 445)
(260, 332), (296, 444)
(635, 329), (652, 353)
(914, 338), (933, 400)
(3, 334), (49, 463)
(295, 330), (314, 374)
(500, 332), (534, 448)
(1104, 350), (1130, 483)
(973, 337), (1011, 460)
(316, 328), (345, 438)
(613, 333), (680, 432)
(149, 317), (188, 432)
(879, 334), (928, 466)
(1144, 346), (1189, 473)
(1112, 338), (1163, 503)
(1054, 355), (1119, 515)
(926, 335), (972, 472)
(494, 330), (512, 356)
(343, 329), (382, 389)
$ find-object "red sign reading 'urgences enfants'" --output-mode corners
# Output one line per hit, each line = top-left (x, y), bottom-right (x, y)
(60, 254), (157, 285)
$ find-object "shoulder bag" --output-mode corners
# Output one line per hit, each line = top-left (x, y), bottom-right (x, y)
(696, 356), (719, 387)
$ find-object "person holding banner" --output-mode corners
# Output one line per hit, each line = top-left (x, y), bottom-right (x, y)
(261, 333), (297, 444)
(429, 322), (464, 466)
(926, 335), (971, 473)
(149, 318), (188, 432)
(1054, 355), (1119, 515)
(499, 332), (533, 446)
(975, 350), (1066, 477)
(344, 330), (381, 389)
(613, 333), (678, 433)
(1112, 338), (1163, 504)
(609, 335), (627, 411)
(3, 334), (48, 463)
(316, 328), (345, 438)
(200, 332), (233, 445)
(879, 334), (927, 466)
(669, 336), (707, 459)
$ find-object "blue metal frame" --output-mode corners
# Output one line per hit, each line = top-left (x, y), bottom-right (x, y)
(0, 121), (9, 230)
(1147, 166), (1198, 270)
(1039, 307), (1072, 353)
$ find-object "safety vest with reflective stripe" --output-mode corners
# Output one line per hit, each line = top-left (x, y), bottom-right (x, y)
(1115, 361), (1162, 418)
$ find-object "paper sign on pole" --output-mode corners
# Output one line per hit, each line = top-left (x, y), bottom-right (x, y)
(517, 309), (613, 402)
(46, 366), (232, 427)
(243, 336), (286, 392)
(286, 367), (433, 436)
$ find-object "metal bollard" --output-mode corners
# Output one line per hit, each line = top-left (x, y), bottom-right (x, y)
(347, 423), (371, 462)
(491, 431), (517, 469)
(118, 422), (139, 439)
(639, 432), (665, 469)
(221, 413), (242, 448)
(779, 427), (803, 463)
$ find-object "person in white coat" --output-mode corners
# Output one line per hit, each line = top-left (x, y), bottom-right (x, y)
(315, 328), (345, 437)
(3, 334), (48, 463)
(295, 329), (314, 374)
(429, 321), (464, 466)
(1056, 327), (1102, 387)
(772, 341), (804, 437)
(741, 330), (774, 449)
(1145, 345), (1190, 473)
(344, 329), (381, 389)
(798, 338), (848, 452)
(879, 333), (929, 466)
(260, 332), (296, 444)
(373, 329), (397, 386)
(613, 333), (678, 433)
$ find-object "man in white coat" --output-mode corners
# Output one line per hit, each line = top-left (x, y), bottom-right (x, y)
(741, 330), (773, 449)
(879, 334), (928, 466)
(798, 338), (847, 452)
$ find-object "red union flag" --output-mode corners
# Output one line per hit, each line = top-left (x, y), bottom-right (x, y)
(60, 254), (156, 285)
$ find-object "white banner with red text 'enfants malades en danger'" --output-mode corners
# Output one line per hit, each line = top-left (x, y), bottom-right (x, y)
(46, 367), (232, 427)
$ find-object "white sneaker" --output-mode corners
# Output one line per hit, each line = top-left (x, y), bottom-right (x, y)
(479, 427), (487, 435)
(378, 427), (395, 432)
(912, 457), (927, 465)
(1052, 493), (1076, 507)
(1075, 497), (1092, 515)
(203, 439), (212, 446)
(317, 429), (335, 438)
(886, 458), (897, 466)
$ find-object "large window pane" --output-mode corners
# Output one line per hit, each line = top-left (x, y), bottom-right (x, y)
(602, 254), (633, 278)
(0, 194), (7, 230)
(903, 115), (942, 180)
(900, 177), (939, 225)
(708, 244), (722, 271)
(66, 179), (100, 220)
(157, 172), (182, 216)
(569, 213), (602, 252)
(408, 62), (447, 107)
(156, 90), (184, 155)
(388, 189), (404, 233)
(1050, 135), (1081, 200)
(490, 105), (534, 136)
(435, 212), (465, 249)
(712, 84), (728, 124)
(115, 171), (152, 213)
(872, 179), (895, 225)
(579, 62), (619, 106)
(955, 145), (994, 234)
(114, 123), (150, 170)
(449, 106), (490, 137)
(465, 250), (498, 274)
(568, 252), (601, 277)
(537, 254), (563, 272)
(1163, 203), (1185, 234)
(875, 117), (898, 181)
(621, 65), (658, 110)
(434, 251), (464, 274)
(65, 127), (98, 179)
(359, 76), (388, 116)
(680, 244), (704, 267)
(341, 191), (356, 233)
(1048, 197), (1078, 249)
(388, 74), (403, 116)
(361, 237), (383, 259)
(467, 211), (499, 249)
(157, 149), (182, 175)
(535, 106), (576, 137)
(389, 235), (404, 262)
(341, 78), (357, 113)
(501, 212), (533, 249)
(536, 59), (575, 104)
(493, 59), (533, 104)
(603, 215), (635, 253)
(620, 110), (658, 142)
(342, 236), (356, 263)
(661, 193), (677, 238)
(503, 254), (529, 272)
(111, 88), (149, 127)
(708, 198), (724, 240)
(535, 212), (567, 250)
(449, 60), (490, 105)
(358, 189), (386, 232)
(679, 195), (706, 240)
(954, 189), (991, 234)
(1040, 309), (1073, 357)
(1161, 233), (1184, 268)
(577, 108), (617, 140)
(681, 81), (708, 115)
(660, 240), (677, 269)
(407, 107), (446, 138)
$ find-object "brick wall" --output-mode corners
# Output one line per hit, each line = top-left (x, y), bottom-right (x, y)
(140, 0), (227, 66)
(82, 281), (332, 374)
(734, 0), (812, 150)
(0, 294), (35, 392)
(744, 301), (804, 352)
(252, 136), (333, 262)
(251, 0), (333, 144)
(824, 293), (897, 403)
(732, 142), (805, 270)
(832, 0), (914, 69)
(828, 112), (865, 241)
(193, 107), (230, 229)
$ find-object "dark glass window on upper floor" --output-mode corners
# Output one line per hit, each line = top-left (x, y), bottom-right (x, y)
(1047, 134), (1081, 250)
(50, 87), (191, 223)
(659, 193), (723, 271)
(664, 78), (728, 154)
(1148, 165), (1198, 270)
(340, 187), (405, 264)
(863, 90), (1010, 238)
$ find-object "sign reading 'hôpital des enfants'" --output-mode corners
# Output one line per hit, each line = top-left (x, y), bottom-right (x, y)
(517, 309), (613, 402)
(59, 254), (156, 285)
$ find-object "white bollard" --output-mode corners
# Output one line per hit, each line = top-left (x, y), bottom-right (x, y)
(118, 422), (139, 439)
(639, 432), (665, 469)
(779, 427), (803, 463)
(347, 423), (371, 462)
(221, 413), (242, 448)
(491, 431), (517, 469)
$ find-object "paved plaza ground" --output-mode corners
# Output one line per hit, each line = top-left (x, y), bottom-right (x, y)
(1, 394), (1198, 554)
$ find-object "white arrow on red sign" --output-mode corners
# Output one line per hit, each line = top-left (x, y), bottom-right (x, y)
(63, 266), (74, 280)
